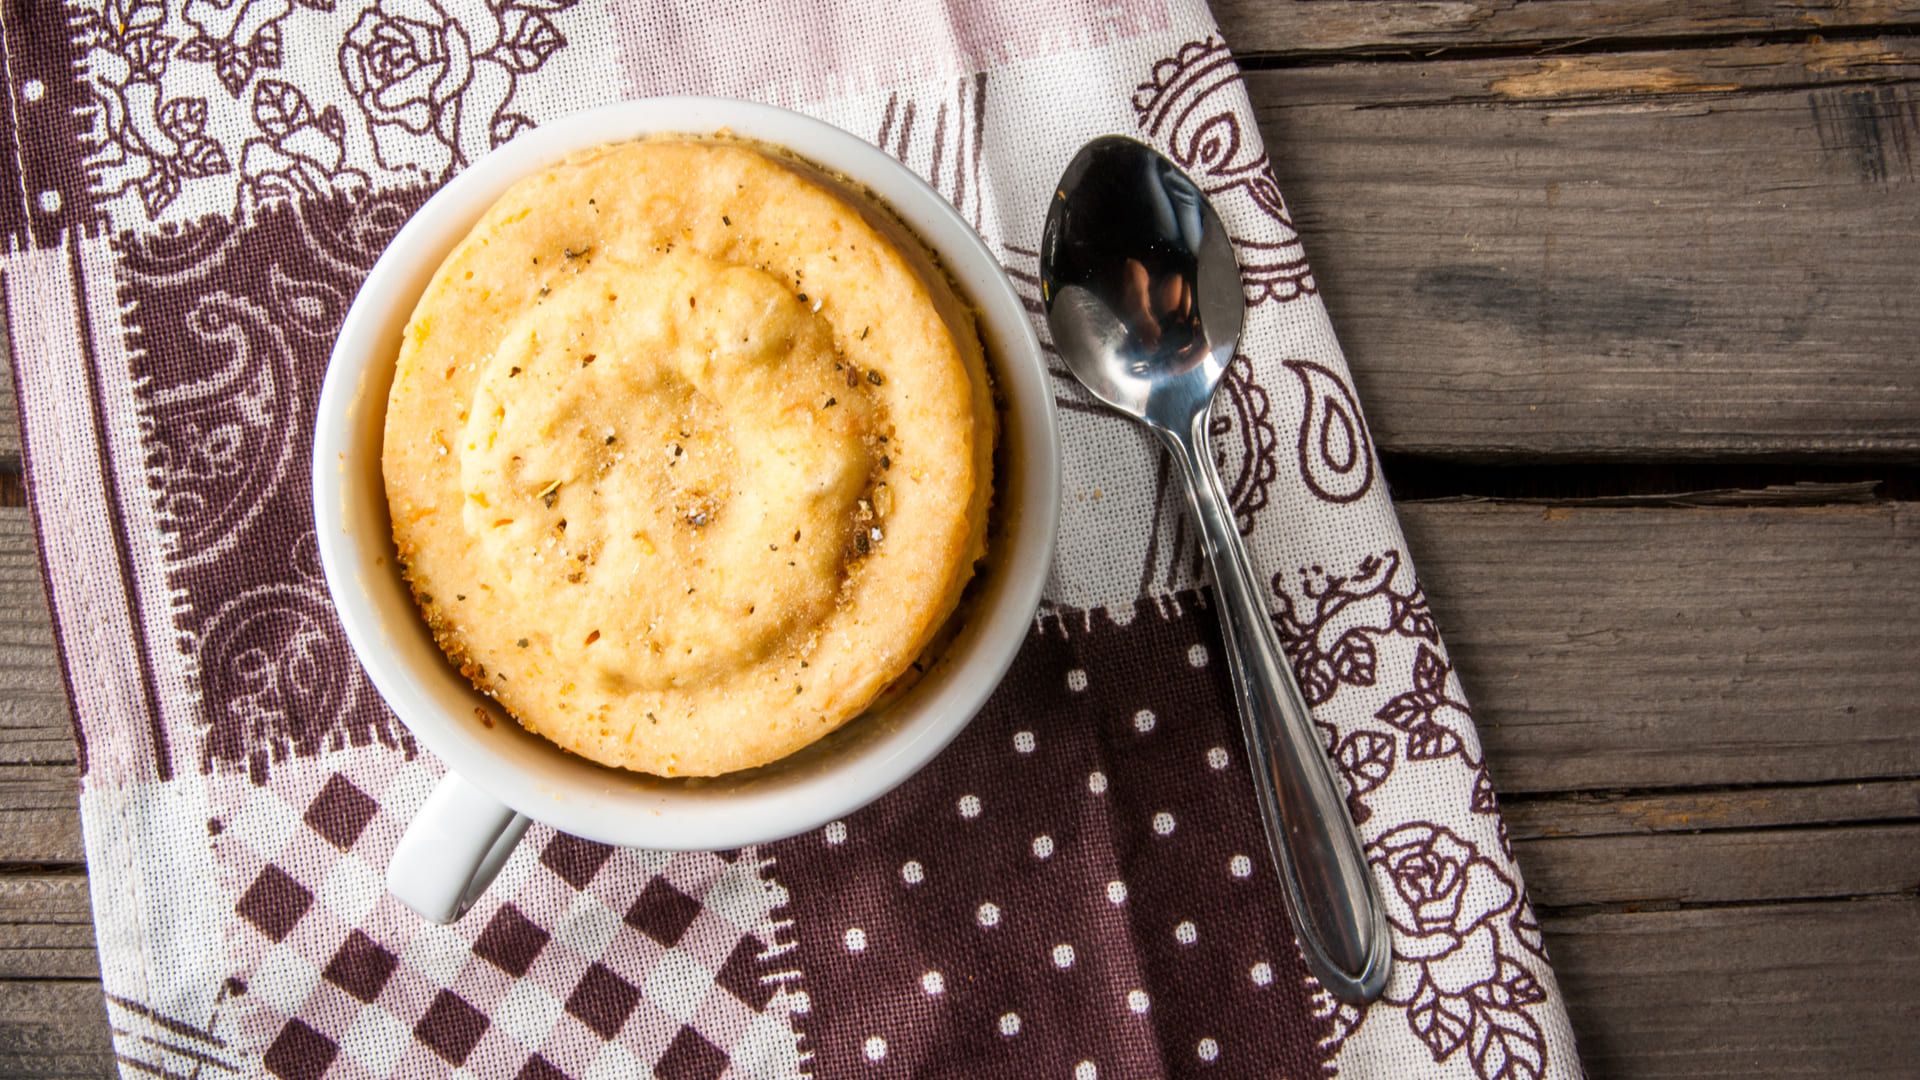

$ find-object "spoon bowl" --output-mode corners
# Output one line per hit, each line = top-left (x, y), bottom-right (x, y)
(1041, 136), (1242, 428)
(1040, 135), (1392, 1004)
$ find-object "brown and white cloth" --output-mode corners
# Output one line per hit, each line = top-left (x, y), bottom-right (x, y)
(2, 0), (1583, 1075)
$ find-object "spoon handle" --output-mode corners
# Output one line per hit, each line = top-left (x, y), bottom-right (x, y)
(1164, 404), (1393, 1004)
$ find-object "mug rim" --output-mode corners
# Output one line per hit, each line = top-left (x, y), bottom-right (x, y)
(312, 96), (1060, 850)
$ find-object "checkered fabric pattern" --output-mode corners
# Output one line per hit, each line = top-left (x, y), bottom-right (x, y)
(216, 761), (798, 1079)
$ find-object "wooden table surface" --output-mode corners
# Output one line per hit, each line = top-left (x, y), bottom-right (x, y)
(3, 2), (1918, 1076)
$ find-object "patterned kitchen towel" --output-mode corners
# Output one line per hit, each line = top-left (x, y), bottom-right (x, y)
(1, 0), (1583, 1076)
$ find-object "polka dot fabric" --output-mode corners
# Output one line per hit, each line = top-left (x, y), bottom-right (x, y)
(770, 596), (1330, 1078)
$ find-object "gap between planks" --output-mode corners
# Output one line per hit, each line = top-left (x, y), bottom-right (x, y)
(1216, 0), (1920, 62)
(1502, 775), (1920, 839)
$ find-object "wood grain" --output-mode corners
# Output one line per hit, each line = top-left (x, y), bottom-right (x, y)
(0, 765), (80, 865)
(1504, 777), (1920, 838)
(1544, 897), (1920, 1077)
(0, 980), (113, 1079)
(1401, 501), (1920, 792)
(0, 335), (15, 474)
(1248, 38), (1920, 459)
(1519, 822), (1920, 906)
(0, 500), (69, 766)
(1216, 0), (1920, 60)
(0, 876), (95, 980)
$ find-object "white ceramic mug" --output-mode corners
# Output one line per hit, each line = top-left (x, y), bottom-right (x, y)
(312, 98), (1060, 923)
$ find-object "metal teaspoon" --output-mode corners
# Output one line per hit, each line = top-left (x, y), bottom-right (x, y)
(1039, 135), (1391, 1003)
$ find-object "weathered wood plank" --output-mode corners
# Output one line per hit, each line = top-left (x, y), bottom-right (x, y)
(0, 876), (94, 980)
(1519, 821), (1920, 906)
(1401, 501), (1920, 792)
(0, 335), (15, 473)
(1248, 39), (1920, 458)
(0, 765), (80, 866)
(0, 980), (113, 1079)
(1216, 0), (1920, 60)
(1505, 778), (1920, 839)
(1256, 36), (1920, 103)
(1467, 481), (1883, 508)
(0, 510), (73, 767)
(1544, 896), (1920, 1078)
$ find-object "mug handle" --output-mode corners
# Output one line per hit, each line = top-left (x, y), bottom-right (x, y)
(387, 771), (531, 923)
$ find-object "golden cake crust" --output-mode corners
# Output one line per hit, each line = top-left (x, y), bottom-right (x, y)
(383, 138), (993, 776)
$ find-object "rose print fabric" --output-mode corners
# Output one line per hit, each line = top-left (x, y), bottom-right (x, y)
(1, 0), (1581, 1076)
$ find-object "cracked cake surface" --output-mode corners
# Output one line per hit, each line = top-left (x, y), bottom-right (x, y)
(383, 137), (994, 776)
